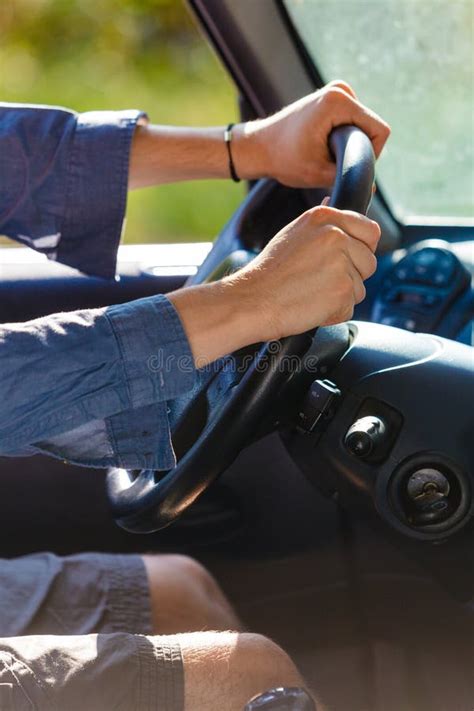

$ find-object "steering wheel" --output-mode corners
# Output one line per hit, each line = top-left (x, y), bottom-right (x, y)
(107, 125), (375, 533)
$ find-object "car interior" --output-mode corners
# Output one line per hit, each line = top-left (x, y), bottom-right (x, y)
(0, 1), (472, 709)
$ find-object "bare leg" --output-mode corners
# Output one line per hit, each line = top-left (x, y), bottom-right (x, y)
(177, 631), (318, 711)
(142, 554), (241, 633)
(142, 556), (322, 709)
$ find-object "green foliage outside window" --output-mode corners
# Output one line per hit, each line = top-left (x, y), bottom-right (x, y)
(0, 0), (243, 244)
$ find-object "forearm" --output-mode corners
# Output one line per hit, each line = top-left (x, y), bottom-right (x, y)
(128, 123), (266, 189)
(129, 83), (390, 192)
(167, 275), (263, 367)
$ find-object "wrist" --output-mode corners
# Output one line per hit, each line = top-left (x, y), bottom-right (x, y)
(231, 120), (271, 181)
(224, 264), (281, 348)
(168, 277), (261, 366)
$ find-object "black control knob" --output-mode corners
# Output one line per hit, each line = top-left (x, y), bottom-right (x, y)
(344, 416), (386, 458)
(244, 687), (316, 710)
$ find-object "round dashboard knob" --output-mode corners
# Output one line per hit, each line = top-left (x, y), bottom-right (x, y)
(344, 416), (386, 458)
(244, 687), (316, 710)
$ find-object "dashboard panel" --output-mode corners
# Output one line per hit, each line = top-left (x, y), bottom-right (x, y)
(359, 239), (474, 345)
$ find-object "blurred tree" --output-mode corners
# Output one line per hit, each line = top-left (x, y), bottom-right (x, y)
(0, 0), (194, 67)
(0, 0), (243, 244)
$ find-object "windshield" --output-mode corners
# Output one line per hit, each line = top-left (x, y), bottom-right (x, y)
(283, 0), (473, 222)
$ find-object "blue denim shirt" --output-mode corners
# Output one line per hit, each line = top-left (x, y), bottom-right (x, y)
(0, 104), (197, 469)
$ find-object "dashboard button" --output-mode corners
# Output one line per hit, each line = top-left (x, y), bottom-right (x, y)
(381, 314), (418, 330)
(395, 266), (409, 280)
(297, 379), (341, 432)
(434, 271), (449, 285)
(345, 416), (387, 459)
(414, 264), (429, 278)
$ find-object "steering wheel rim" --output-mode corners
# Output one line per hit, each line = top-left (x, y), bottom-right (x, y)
(107, 125), (375, 533)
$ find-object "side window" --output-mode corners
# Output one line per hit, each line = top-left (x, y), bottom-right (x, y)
(0, 0), (243, 246)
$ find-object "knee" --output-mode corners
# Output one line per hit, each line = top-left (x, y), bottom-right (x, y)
(235, 633), (304, 691)
(144, 554), (219, 602)
(165, 555), (218, 597)
(142, 554), (240, 633)
(181, 631), (309, 711)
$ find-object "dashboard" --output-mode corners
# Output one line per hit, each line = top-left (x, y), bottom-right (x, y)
(370, 240), (474, 345)
(360, 239), (474, 346)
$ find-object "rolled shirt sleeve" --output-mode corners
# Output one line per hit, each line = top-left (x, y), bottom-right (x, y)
(0, 104), (147, 278)
(0, 295), (196, 470)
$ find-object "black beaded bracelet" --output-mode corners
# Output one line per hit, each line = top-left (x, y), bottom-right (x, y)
(224, 123), (241, 182)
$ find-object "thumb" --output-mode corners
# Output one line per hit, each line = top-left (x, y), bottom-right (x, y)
(320, 196), (330, 206)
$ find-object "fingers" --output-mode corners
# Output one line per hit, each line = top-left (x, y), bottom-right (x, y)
(325, 262), (365, 327)
(335, 209), (381, 251)
(326, 79), (358, 100)
(350, 99), (391, 159)
(326, 87), (391, 158)
(354, 101), (391, 158)
(308, 205), (381, 252)
(347, 263), (367, 304)
(344, 232), (378, 280)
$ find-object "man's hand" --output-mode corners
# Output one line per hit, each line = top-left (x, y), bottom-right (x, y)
(169, 205), (380, 365)
(129, 80), (389, 189)
(235, 80), (391, 187)
(237, 205), (380, 339)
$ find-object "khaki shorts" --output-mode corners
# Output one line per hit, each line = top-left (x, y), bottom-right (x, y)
(0, 553), (184, 710)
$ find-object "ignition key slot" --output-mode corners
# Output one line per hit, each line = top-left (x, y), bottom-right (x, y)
(388, 453), (471, 537)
